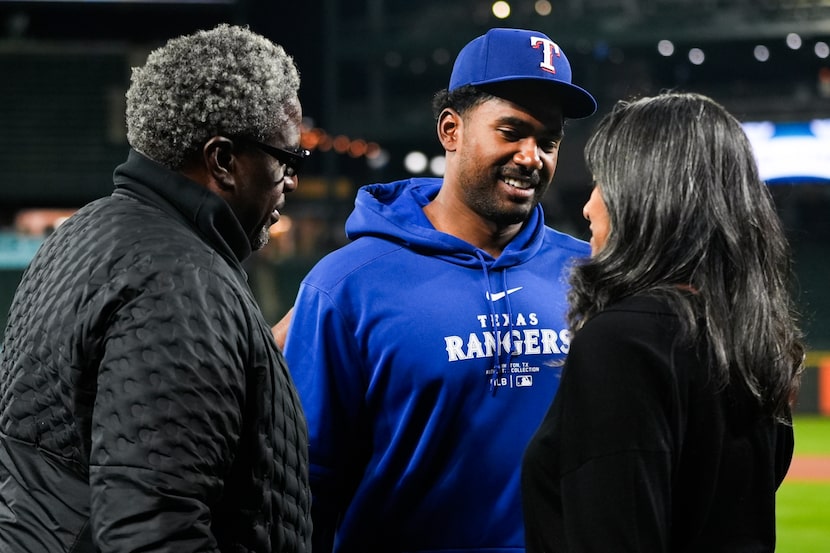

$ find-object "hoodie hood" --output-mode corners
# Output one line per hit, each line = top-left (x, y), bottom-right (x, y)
(345, 178), (547, 269)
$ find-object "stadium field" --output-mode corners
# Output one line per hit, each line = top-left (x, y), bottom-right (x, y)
(777, 415), (830, 553)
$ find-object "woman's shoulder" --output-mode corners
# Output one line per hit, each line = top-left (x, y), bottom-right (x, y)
(594, 293), (680, 326)
(575, 292), (689, 358)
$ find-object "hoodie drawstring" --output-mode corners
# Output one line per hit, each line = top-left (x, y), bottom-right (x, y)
(476, 252), (516, 395)
(500, 269), (516, 392)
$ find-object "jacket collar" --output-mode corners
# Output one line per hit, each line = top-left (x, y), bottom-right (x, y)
(112, 149), (252, 269)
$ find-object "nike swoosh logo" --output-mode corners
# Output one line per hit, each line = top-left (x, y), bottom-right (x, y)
(486, 286), (523, 301)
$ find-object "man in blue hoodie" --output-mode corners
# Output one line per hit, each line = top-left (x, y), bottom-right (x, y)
(282, 28), (597, 552)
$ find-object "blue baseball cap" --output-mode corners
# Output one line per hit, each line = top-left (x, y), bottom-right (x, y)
(449, 28), (597, 119)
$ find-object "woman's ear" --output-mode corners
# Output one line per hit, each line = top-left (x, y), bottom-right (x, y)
(437, 108), (461, 152)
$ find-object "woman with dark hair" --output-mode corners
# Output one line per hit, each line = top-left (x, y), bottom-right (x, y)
(521, 91), (805, 553)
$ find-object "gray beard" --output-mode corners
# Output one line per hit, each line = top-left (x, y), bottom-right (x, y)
(252, 225), (270, 251)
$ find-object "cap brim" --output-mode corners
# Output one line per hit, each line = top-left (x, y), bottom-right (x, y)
(475, 77), (597, 119)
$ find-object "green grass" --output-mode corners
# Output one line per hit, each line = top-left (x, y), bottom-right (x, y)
(777, 415), (830, 552)
(777, 482), (830, 553)
(793, 415), (830, 455)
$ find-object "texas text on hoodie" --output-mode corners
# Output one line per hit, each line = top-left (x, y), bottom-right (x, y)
(283, 178), (590, 553)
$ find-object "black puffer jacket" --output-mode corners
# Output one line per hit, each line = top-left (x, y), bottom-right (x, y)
(0, 150), (312, 552)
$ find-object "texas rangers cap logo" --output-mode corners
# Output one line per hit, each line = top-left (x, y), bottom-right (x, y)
(448, 27), (597, 119)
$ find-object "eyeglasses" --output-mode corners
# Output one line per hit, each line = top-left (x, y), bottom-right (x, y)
(235, 136), (310, 177)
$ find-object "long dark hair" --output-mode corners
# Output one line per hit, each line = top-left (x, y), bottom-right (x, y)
(569, 92), (804, 421)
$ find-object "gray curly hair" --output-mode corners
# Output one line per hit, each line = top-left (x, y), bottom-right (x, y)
(126, 24), (300, 169)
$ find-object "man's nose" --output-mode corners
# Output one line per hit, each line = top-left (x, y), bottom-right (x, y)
(514, 139), (543, 170)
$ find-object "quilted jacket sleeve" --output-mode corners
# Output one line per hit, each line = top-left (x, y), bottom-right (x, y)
(85, 263), (248, 552)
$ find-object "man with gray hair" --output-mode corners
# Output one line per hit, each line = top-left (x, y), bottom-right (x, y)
(0, 24), (311, 552)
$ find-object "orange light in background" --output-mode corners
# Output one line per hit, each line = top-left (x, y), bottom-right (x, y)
(332, 135), (351, 154)
(819, 357), (830, 415)
(14, 208), (77, 236)
(300, 127), (382, 160)
(366, 142), (382, 158)
(818, 67), (830, 98)
(301, 128), (325, 150)
(348, 139), (368, 158)
(269, 214), (293, 237)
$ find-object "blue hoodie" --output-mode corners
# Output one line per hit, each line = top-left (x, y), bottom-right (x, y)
(284, 178), (589, 553)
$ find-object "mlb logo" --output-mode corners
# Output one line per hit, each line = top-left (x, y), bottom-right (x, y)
(516, 375), (533, 387)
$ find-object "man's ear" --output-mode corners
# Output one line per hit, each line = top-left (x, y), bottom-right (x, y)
(437, 108), (461, 152)
(203, 136), (236, 191)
